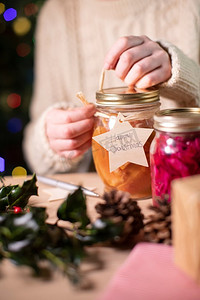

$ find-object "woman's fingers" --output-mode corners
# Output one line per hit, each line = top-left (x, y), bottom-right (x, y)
(46, 104), (96, 124)
(124, 50), (169, 86)
(104, 36), (144, 69)
(60, 139), (93, 159)
(114, 43), (152, 80)
(49, 129), (94, 152)
(135, 66), (171, 88)
(46, 117), (95, 139)
(46, 104), (95, 139)
(45, 104), (96, 158)
(104, 35), (172, 88)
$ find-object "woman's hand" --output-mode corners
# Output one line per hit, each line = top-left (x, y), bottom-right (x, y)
(103, 35), (172, 88)
(45, 104), (96, 159)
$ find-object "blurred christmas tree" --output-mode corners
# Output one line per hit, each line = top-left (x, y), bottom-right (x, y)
(0, 0), (46, 176)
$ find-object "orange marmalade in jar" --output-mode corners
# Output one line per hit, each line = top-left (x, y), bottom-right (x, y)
(92, 86), (160, 200)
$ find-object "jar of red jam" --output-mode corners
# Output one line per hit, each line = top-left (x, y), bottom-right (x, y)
(92, 86), (160, 200)
(150, 108), (200, 204)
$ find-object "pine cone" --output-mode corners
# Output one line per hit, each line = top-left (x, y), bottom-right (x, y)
(95, 190), (144, 247)
(144, 200), (172, 245)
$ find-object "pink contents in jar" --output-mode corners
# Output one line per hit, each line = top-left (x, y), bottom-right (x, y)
(150, 108), (200, 205)
(150, 132), (200, 203)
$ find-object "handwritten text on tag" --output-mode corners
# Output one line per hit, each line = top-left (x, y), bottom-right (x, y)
(92, 113), (153, 172)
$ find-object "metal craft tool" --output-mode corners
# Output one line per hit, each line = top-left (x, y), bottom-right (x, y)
(36, 175), (100, 198)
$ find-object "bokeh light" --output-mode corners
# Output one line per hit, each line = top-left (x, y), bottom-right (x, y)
(12, 17), (31, 36)
(0, 157), (5, 172)
(7, 117), (23, 133)
(3, 8), (17, 21)
(12, 166), (27, 177)
(16, 43), (31, 57)
(24, 3), (38, 16)
(0, 3), (5, 14)
(7, 93), (21, 108)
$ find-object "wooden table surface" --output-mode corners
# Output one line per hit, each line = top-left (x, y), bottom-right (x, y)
(0, 172), (152, 300)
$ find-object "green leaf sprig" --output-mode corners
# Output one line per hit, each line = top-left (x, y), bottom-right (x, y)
(0, 207), (84, 284)
(0, 178), (125, 286)
(0, 173), (38, 211)
(57, 187), (123, 245)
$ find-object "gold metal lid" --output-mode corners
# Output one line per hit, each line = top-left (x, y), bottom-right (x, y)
(96, 86), (159, 106)
(154, 108), (200, 132)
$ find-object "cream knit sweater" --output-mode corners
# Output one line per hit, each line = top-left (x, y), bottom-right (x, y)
(23, 0), (200, 175)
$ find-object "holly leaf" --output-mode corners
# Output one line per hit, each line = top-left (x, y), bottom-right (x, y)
(0, 207), (84, 282)
(0, 207), (49, 272)
(0, 197), (9, 211)
(8, 174), (38, 208)
(57, 187), (90, 229)
(0, 174), (38, 211)
(0, 207), (45, 245)
(0, 185), (17, 211)
(75, 218), (123, 245)
(0, 185), (17, 198)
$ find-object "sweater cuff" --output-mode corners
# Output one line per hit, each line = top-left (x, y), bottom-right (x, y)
(157, 40), (200, 106)
(35, 102), (84, 174)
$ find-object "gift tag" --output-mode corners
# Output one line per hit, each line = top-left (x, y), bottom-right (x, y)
(93, 113), (153, 172)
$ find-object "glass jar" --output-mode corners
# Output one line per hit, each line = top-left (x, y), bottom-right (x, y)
(150, 108), (200, 204)
(92, 86), (160, 200)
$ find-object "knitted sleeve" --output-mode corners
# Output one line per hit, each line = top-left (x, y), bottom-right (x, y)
(158, 40), (200, 107)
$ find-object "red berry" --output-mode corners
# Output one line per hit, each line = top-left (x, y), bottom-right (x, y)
(14, 206), (22, 214)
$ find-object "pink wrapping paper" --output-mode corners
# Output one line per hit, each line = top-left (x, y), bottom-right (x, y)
(98, 243), (200, 300)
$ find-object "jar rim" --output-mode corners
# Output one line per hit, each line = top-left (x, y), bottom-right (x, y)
(96, 86), (159, 106)
(154, 108), (200, 132)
